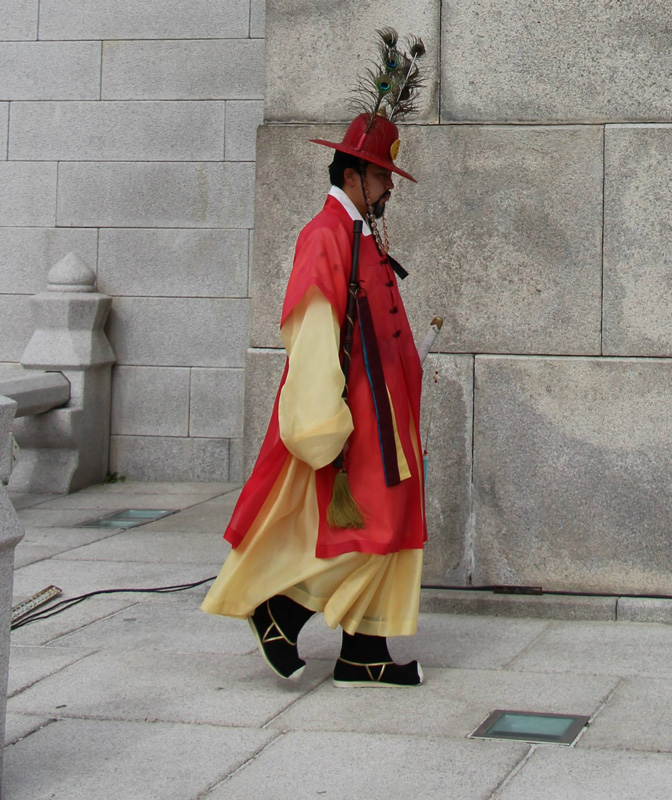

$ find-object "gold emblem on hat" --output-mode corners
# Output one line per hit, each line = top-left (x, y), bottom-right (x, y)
(390, 139), (401, 160)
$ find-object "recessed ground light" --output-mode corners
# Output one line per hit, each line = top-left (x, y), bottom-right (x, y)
(470, 710), (590, 746)
(76, 509), (176, 530)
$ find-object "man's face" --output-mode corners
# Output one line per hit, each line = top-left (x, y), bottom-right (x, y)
(362, 163), (395, 218)
(342, 163), (395, 218)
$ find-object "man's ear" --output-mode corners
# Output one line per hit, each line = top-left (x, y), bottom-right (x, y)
(343, 167), (359, 188)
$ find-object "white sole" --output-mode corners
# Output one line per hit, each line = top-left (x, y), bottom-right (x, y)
(247, 616), (305, 681)
(332, 680), (422, 688)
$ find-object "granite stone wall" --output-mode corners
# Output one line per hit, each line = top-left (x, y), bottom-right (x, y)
(248, 1), (672, 591)
(4, 2), (672, 592)
(0, 1), (265, 482)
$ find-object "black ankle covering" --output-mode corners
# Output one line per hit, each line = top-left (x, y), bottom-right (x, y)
(269, 595), (315, 641)
(340, 631), (392, 663)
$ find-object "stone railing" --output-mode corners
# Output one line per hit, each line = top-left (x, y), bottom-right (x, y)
(0, 251), (115, 782)
(0, 396), (23, 784)
(0, 369), (71, 418)
(8, 252), (115, 495)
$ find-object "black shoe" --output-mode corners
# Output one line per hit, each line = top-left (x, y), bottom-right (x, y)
(248, 599), (306, 680)
(333, 657), (423, 688)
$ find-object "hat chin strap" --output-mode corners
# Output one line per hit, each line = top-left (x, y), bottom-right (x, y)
(359, 171), (390, 257)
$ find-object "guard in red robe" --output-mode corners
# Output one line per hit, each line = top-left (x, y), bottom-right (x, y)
(203, 31), (428, 687)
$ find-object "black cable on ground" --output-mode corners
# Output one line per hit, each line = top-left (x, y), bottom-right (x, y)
(11, 576), (217, 630)
(15, 579), (672, 632)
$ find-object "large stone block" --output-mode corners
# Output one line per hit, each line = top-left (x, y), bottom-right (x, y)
(603, 125), (672, 356)
(9, 101), (225, 161)
(2, 719), (273, 800)
(57, 162), (255, 229)
(473, 355), (672, 594)
(242, 348), (285, 479)
(0, 42), (99, 100)
(225, 100), (264, 161)
(251, 124), (604, 354)
(0, 228), (97, 293)
(0, 0), (37, 40)
(265, 0), (439, 123)
(443, 0), (672, 122)
(110, 435), (230, 482)
(0, 162), (56, 226)
(420, 354), (473, 585)
(111, 366), (190, 437)
(189, 368), (245, 439)
(240, 348), (470, 580)
(97, 228), (249, 298)
(388, 125), (603, 354)
(101, 39), (264, 100)
(106, 297), (249, 368)
(229, 437), (244, 482)
(250, 124), (345, 348)
(250, 0), (265, 38)
(0, 103), (7, 157)
(0, 296), (33, 361)
(39, 0), (250, 40)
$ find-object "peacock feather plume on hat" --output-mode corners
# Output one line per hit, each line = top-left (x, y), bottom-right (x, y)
(349, 27), (426, 133)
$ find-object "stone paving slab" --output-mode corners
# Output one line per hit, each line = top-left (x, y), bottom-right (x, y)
(388, 614), (552, 670)
(4, 713), (51, 746)
(509, 620), (672, 678)
(12, 559), (217, 600)
(2, 718), (275, 800)
(268, 667), (618, 740)
(7, 645), (93, 697)
(497, 747), (672, 800)
(51, 529), (229, 565)
(205, 731), (528, 800)
(72, 481), (237, 497)
(9, 650), (332, 728)
(579, 677), (672, 753)
(299, 613), (553, 670)
(7, 493), (55, 510)
(46, 597), (255, 656)
(9, 481), (672, 800)
(16, 508), (107, 528)
(137, 491), (240, 533)
(34, 492), (214, 511)
(19, 526), (119, 549)
(14, 544), (77, 569)
(10, 597), (141, 647)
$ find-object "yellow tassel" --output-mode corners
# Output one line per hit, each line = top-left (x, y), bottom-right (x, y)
(327, 470), (366, 529)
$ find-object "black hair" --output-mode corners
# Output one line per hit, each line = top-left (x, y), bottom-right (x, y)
(328, 151), (365, 188)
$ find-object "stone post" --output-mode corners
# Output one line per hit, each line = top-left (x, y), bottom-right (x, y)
(0, 396), (24, 785)
(9, 253), (116, 494)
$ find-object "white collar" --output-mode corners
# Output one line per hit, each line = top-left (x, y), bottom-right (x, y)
(328, 186), (372, 237)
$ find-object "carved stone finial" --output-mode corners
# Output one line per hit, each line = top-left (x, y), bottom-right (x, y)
(47, 252), (96, 293)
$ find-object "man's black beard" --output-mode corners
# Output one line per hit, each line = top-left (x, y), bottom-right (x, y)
(370, 194), (388, 219)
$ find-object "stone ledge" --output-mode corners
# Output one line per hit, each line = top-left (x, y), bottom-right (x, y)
(616, 597), (672, 624)
(420, 588), (617, 621)
(421, 589), (672, 624)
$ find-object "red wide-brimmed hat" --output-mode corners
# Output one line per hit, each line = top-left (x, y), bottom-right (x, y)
(310, 113), (416, 183)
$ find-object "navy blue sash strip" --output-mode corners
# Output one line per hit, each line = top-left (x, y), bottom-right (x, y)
(355, 290), (401, 487)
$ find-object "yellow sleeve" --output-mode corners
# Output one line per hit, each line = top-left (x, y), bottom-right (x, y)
(278, 286), (354, 469)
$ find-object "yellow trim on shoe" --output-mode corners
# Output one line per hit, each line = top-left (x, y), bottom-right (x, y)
(263, 602), (297, 646)
(247, 615), (305, 681)
(332, 658), (423, 688)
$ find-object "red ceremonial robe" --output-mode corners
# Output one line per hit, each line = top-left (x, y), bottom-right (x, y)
(224, 194), (426, 558)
